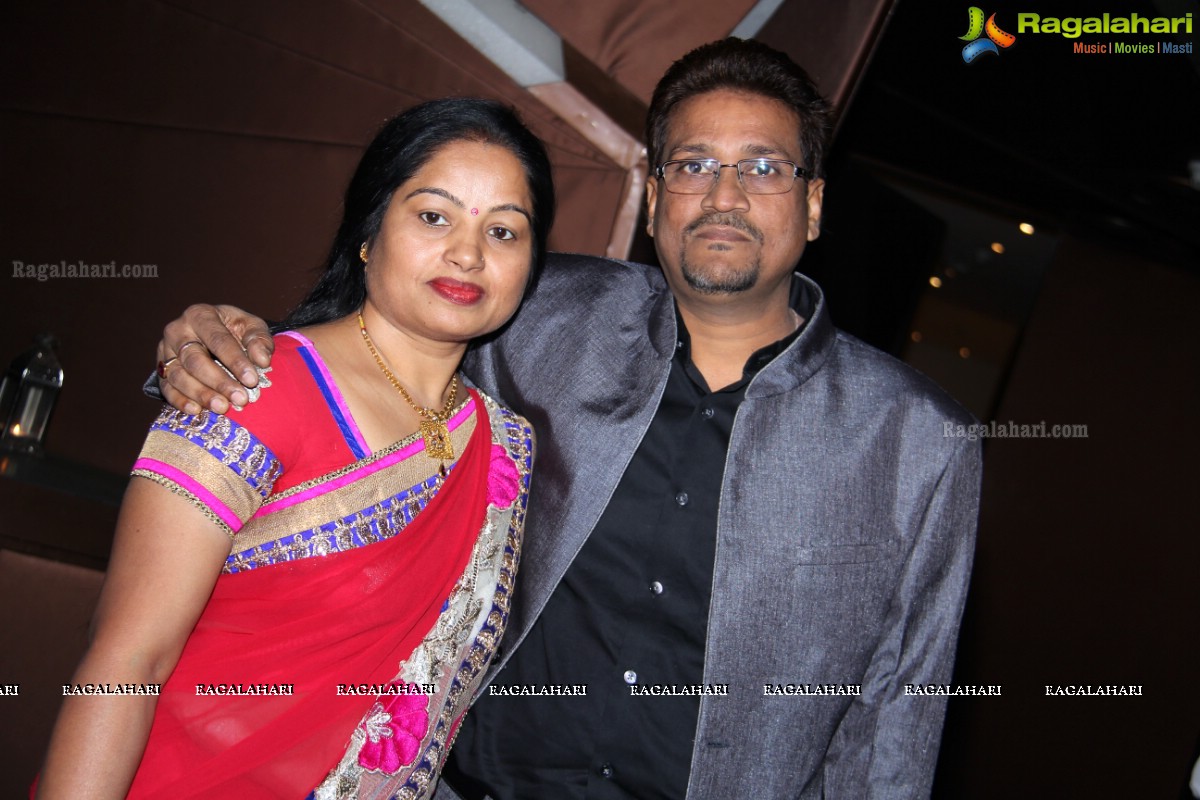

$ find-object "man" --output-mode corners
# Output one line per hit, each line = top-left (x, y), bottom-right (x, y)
(155, 39), (980, 799)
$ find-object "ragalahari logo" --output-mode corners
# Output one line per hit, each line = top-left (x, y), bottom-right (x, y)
(960, 7), (1017, 62)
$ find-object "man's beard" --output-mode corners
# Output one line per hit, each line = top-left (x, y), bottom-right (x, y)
(678, 212), (763, 294)
(680, 252), (760, 294)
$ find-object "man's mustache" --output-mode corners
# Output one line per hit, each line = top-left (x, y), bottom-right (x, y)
(683, 213), (764, 243)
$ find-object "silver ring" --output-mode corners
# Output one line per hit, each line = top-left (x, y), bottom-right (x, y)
(177, 340), (206, 358)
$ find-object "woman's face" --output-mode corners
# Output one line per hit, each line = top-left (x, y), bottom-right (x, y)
(363, 139), (535, 347)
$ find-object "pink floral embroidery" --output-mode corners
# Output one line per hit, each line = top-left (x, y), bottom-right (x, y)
(487, 444), (520, 509)
(356, 685), (430, 774)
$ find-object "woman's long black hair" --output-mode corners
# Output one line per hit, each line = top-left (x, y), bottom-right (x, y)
(280, 98), (555, 330)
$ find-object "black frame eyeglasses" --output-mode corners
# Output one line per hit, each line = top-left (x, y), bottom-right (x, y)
(654, 158), (811, 195)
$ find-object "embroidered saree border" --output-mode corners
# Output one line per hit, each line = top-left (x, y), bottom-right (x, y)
(307, 397), (533, 800)
(224, 403), (478, 571)
(131, 407), (284, 536)
(258, 398), (476, 515)
(383, 402), (533, 800)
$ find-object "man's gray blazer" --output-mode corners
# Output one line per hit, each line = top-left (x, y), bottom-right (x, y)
(448, 252), (982, 800)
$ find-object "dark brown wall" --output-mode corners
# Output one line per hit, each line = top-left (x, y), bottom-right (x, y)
(0, 0), (629, 476)
(0, 551), (105, 798)
(934, 237), (1200, 798)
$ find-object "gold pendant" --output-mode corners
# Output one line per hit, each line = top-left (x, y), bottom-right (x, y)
(420, 419), (454, 460)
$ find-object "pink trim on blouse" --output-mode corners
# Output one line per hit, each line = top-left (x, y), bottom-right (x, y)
(279, 330), (372, 456)
(134, 457), (242, 532)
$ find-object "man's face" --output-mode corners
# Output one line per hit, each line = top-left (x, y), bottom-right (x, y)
(645, 89), (825, 302)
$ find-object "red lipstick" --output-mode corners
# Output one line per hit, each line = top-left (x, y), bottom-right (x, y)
(429, 278), (484, 305)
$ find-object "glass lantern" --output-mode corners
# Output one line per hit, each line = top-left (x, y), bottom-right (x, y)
(0, 334), (64, 454)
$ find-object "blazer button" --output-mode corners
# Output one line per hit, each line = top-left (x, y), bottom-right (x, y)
(623, 670), (638, 684)
(599, 762), (615, 779)
(650, 581), (664, 595)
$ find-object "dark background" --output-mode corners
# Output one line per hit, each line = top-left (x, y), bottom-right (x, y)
(2, 1), (1198, 797)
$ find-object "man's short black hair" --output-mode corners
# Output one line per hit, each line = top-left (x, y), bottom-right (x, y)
(646, 38), (833, 179)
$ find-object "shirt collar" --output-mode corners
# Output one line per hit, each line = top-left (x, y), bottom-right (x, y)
(674, 276), (817, 393)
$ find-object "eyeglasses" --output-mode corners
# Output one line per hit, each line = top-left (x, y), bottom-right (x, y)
(655, 158), (811, 195)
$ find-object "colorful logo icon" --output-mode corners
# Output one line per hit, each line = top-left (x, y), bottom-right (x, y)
(960, 7), (1016, 62)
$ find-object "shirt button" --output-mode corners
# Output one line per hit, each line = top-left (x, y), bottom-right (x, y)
(701, 407), (714, 419)
(623, 670), (638, 684)
(599, 762), (615, 779)
(650, 581), (664, 595)
(675, 491), (689, 507)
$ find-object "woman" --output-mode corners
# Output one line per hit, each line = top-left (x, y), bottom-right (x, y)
(37, 98), (554, 799)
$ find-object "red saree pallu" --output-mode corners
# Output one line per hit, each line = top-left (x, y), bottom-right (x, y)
(127, 396), (493, 799)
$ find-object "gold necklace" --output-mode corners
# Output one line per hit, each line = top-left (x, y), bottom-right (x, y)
(358, 313), (458, 460)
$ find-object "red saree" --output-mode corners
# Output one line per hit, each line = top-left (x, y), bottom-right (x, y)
(120, 333), (532, 799)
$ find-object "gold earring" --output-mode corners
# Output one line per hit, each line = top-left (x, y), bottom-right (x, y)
(359, 242), (368, 263)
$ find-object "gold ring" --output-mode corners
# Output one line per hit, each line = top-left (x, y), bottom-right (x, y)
(157, 357), (179, 379)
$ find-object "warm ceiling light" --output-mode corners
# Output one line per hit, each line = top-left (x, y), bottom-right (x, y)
(910, 331), (923, 342)
(929, 276), (943, 288)
(1019, 222), (1035, 235)
(958, 347), (971, 359)
(990, 242), (1006, 254)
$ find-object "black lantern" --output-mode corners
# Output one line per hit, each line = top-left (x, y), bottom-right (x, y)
(0, 334), (64, 454)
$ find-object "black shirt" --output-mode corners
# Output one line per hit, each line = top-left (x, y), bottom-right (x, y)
(445, 289), (811, 800)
